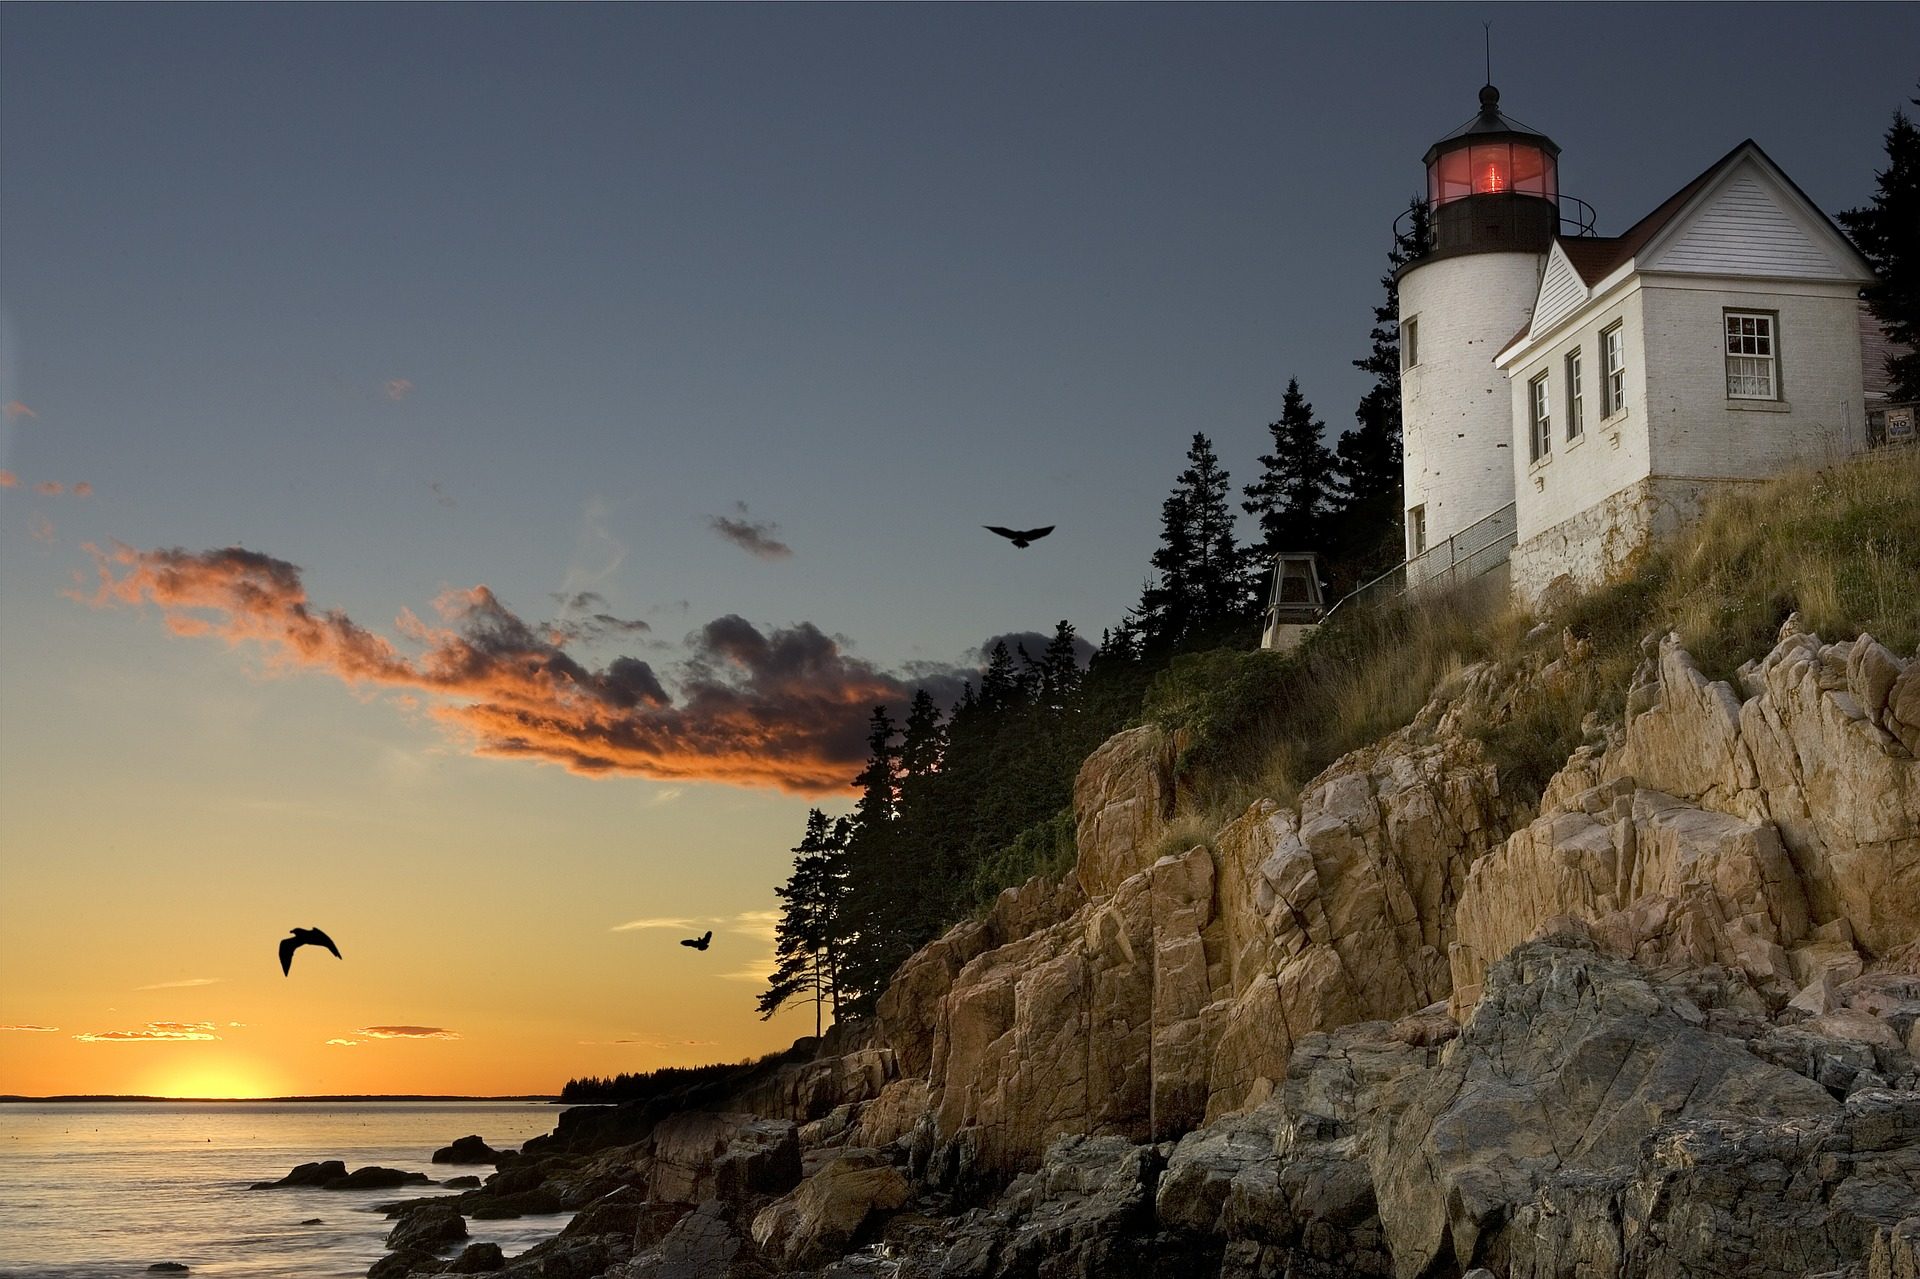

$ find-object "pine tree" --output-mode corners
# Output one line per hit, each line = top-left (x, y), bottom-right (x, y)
(898, 689), (945, 781)
(835, 707), (901, 1010)
(757, 809), (851, 1035)
(1038, 620), (1083, 710)
(1142, 434), (1250, 647)
(1839, 88), (1920, 401)
(1243, 379), (1337, 561)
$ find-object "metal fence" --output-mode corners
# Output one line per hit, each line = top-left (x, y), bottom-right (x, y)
(1324, 501), (1517, 620)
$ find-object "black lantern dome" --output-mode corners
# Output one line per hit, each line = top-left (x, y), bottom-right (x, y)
(1415, 85), (1582, 258)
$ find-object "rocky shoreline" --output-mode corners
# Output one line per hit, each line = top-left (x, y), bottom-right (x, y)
(312, 620), (1917, 1279)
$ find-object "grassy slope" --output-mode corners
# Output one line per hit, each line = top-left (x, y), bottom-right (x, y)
(1147, 447), (1920, 816)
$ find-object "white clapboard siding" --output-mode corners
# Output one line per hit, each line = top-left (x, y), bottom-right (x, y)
(1644, 171), (1847, 279)
(1530, 246), (1589, 336)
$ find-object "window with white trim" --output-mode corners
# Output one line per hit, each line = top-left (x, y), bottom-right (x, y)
(1408, 504), (1427, 557)
(1403, 316), (1419, 369)
(1725, 311), (1778, 400)
(1600, 323), (1625, 417)
(1528, 372), (1552, 461)
(1565, 349), (1584, 440)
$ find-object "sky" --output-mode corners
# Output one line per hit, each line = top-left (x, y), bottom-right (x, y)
(2, 3), (1915, 1099)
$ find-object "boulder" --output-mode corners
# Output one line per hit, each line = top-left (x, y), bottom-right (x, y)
(1073, 724), (1176, 898)
(750, 1149), (910, 1268)
(250, 1159), (346, 1189)
(640, 1198), (770, 1279)
(385, 1203), (467, 1253)
(367, 1248), (436, 1279)
(145, 1267), (189, 1274)
(560, 1184), (644, 1239)
(645, 1112), (798, 1207)
(442, 1176), (482, 1190)
(443, 1242), (505, 1273)
(326, 1166), (433, 1192)
(433, 1135), (504, 1165)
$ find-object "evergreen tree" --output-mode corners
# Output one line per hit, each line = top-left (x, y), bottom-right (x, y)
(979, 641), (1021, 712)
(850, 706), (899, 828)
(1243, 379), (1338, 561)
(1839, 88), (1920, 401)
(899, 689), (945, 781)
(1038, 620), (1083, 710)
(835, 707), (901, 1009)
(757, 809), (851, 1035)
(1142, 434), (1251, 647)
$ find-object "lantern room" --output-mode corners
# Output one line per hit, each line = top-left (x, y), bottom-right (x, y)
(1418, 85), (1572, 257)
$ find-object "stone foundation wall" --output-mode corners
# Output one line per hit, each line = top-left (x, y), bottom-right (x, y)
(1509, 474), (1760, 606)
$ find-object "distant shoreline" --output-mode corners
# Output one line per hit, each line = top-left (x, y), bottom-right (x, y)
(0, 1093), (560, 1103)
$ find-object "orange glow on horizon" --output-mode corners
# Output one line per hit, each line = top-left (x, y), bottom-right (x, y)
(144, 1058), (288, 1100)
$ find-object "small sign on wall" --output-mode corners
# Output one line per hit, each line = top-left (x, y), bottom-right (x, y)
(1890, 405), (1915, 443)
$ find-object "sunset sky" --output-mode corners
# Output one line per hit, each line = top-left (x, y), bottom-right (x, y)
(3, 4), (1916, 1098)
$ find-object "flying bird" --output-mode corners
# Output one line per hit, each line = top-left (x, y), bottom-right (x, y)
(680, 930), (713, 951)
(984, 525), (1054, 548)
(280, 927), (343, 976)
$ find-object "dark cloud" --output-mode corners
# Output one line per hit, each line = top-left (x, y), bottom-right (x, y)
(84, 543), (979, 793)
(977, 630), (1096, 668)
(708, 503), (793, 560)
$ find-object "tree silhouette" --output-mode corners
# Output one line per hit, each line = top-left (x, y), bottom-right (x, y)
(1243, 379), (1337, 565)
(1142, 434), (1250, 648)
(1840, 87), (1920, 402)
(758, 809), (852, 1035)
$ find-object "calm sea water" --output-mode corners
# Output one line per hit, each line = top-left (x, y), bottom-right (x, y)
(0, 1101), (573, 1278)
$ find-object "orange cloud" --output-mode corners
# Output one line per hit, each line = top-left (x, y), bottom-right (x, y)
(356, 1025), (459, 1040)
(29, 513), (54, 544)
(2, 401), (35, 420)
(2, 1024), (59, 1033)
(0, 471), (17, 488)
(33, 480), (62, 496)
(385, 378), (413, 402)
(73, 481), (93, 497)
(84, 544), (967, 792)
(74, 1021), (220, 1042)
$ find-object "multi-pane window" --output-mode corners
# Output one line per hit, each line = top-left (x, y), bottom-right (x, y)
(1565, 349), (1584, 440)
(1408, 504), (1427, 557)
(1601, 323), (1626, 417)
(1403, 316), (1419, 369)
(1528, 373), (1552, 461)
(1725, 311), (1778, 399)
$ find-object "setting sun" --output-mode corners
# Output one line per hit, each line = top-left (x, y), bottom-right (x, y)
(144, 1060), (286, 1101)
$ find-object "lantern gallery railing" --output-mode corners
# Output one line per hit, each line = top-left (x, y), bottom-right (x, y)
(1394, 194), (1597, 248)
(1322, 501), (1518, 622)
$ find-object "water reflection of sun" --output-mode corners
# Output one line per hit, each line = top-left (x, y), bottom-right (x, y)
(148, 1060), (285, 1100)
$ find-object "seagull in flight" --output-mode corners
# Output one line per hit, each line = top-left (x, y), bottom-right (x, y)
(680, 930), (713, 951)
(984, 525), (1054, 548)
(280, 927), (343, 976)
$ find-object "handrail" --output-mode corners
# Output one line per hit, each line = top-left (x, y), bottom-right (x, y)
(1320, 501), (1518, 622)
(1393, 194), (1598, 247)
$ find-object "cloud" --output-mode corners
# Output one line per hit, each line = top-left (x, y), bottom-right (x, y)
(74, 1021), (219, 1042)
(33, 480), (63, 496)
(325, 1038), (359, 1047)
(2, 400), (35, 420)
(976, 631), (1096, 669)
(708, 503), (792, 560)
(136, 977), (223, 991)
(355, 1025), (460, 1040)
(1, 1024), (59, 1033)
(29, 513), (54, 544)
(83, 544), (975, 793)
(0, 470), (15, 487)
(72, 481), (93, 497)
(385, 378), (413, 402)
(727, 909), (781, 941)
(610, 916), (697, 933)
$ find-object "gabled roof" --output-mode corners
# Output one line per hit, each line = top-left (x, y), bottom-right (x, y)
(1495, 139), (1874, 363)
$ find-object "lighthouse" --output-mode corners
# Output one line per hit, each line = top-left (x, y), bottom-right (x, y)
(1398, 86), (1586, 578)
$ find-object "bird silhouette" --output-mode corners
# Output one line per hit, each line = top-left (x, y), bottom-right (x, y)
(279, 927), (342, 976)
(680, 930), (713, 951)
(984, 525), (1054, 548)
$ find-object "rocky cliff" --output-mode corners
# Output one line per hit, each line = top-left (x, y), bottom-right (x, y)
(369, 617), (1920, 1279)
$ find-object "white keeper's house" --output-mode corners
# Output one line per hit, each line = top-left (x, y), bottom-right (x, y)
(1395, 84), (1888, 607)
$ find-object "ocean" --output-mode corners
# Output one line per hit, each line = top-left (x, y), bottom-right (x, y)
(0, 1101), (572, 1278)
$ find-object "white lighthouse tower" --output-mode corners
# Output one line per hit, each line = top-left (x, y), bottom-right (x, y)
(1398, 86), (1581, 578)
